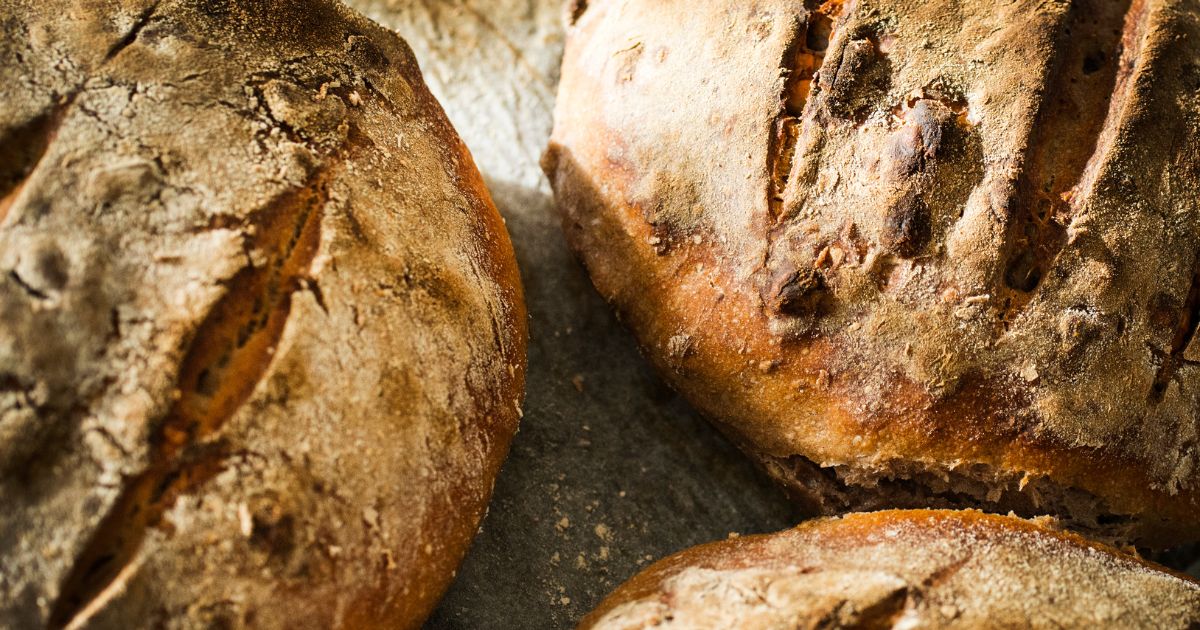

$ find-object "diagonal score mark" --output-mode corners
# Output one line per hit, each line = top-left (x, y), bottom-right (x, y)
(997, 0), (1149, 328)
(46, 172), (330, 630)
(767, 0), (845, 220)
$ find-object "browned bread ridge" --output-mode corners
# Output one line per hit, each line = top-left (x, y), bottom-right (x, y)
(580, 510), (1200, 629)
(544, 0), (1200, 546)
(0, 1), (526, 628)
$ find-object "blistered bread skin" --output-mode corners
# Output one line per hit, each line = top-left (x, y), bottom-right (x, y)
(543, 0), (1200, 545)
(581, 510), (1200, 629)
(0, 1), (526, 628)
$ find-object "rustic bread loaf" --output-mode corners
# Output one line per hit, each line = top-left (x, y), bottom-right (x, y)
(581, 510), (1200, 629)
(0, 1), (526, 628)
(544, 0), (1200, 545)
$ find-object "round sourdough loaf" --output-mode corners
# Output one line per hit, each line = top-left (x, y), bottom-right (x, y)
(544, 0), (1200, 545)
(581, 510), (1200, 629)
(0, 1), (526, 628)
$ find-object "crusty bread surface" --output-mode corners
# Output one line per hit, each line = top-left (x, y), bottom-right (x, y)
(581, 510), (1200, 629)
(0, 1), (526, 628)
(544, 0), (1200, 546)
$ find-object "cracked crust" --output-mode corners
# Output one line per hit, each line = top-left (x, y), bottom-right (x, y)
(0, 1), (527, 628)
(544, 0), (1200, 545)
(580, 510), (1200, 629)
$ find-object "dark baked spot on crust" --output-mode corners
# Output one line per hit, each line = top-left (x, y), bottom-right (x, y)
(247, 492), (298, 559)
(882, 124), (924, 181)
(568, 0), (590, 26)
(883, 99), (953, 180)
(1150, 263), (1200, 402)
(874, 98), (961, 258)
(768, 264), (827, 317)
(1003, 248), (1043, 293)
(824, 37), (889, 121)
(816, 15), (900, 125)
(1082, 49), (1107, 75)
(881, 190), (930, 258)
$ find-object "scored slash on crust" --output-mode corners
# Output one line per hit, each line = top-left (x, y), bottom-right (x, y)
(48, 172), (331, 629)
(996, 0), (1148, 329)
(767, 0), (845, 221)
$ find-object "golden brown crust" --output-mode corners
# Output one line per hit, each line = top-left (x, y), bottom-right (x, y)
(0, 1), (526, 628)
(580, 510), (1200, 629)
(544, 0), (1200, 545)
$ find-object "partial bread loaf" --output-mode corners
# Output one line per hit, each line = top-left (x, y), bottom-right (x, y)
(544, 0), (1200, 545)
(581, 510), (1200, 629)
(0, 1), (525, 628)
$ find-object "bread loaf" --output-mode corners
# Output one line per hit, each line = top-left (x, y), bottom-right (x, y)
(0, 1), (526, 628)
(581, 510), (1200, 629)
(544, 0), (1200, 545)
